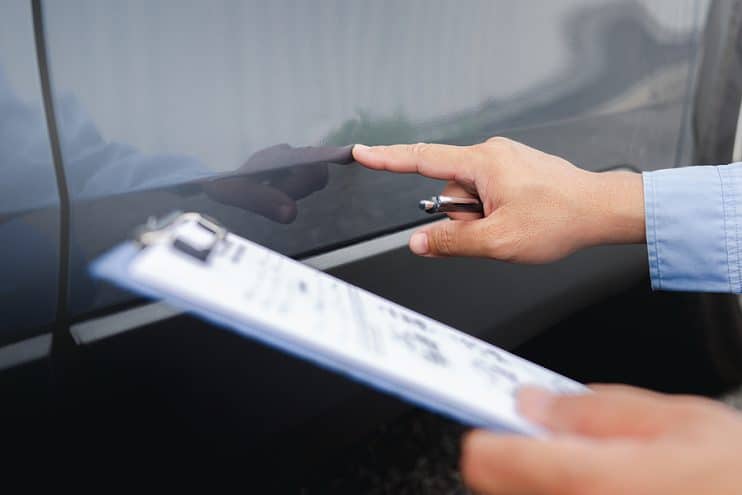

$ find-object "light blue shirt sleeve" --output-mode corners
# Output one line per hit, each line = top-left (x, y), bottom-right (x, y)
(644, 163), (742, 293)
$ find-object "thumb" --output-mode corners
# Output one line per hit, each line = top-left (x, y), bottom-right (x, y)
(460, 430), (607, 495)
(518, 385), (676, 438)
(409, 219), (492, 257)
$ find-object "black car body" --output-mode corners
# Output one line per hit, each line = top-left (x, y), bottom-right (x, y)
(2, 0), (741, 468)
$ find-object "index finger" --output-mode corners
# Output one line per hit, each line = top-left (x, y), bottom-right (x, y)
(352, 143), (477, 182)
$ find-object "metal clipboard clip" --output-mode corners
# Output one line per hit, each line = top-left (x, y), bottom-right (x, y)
(135, 211), (228, 263)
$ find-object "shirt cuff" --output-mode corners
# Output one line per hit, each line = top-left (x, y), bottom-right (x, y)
(643, 164), (742, 293)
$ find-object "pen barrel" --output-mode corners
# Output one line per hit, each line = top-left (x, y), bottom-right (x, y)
(436, 202), (484, 213)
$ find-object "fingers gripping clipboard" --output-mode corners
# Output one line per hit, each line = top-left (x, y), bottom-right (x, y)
(92, 212), (586, 435)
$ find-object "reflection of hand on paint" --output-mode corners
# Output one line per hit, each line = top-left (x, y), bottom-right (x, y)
(203, 143), (355, 224)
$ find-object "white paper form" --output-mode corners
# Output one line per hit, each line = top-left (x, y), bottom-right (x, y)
(113, 218), (586, 434)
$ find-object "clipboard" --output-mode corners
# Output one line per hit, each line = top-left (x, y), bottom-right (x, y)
(92, 211), (586, 435)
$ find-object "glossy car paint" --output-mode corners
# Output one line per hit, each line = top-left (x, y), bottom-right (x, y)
(2, 0), (731, 456)
(0, 0), (59, 347)
(37, 0), (705, 318)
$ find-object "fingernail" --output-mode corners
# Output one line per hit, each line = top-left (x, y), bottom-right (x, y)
(410, 232), (429, 255)
(517, 386), (555, 424)
(353, 144), (371, 153)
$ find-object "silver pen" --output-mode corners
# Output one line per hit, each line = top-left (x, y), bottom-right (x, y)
(418, 195), (484, 214)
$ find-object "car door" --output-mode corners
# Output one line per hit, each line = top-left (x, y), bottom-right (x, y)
(34, 0), (707, 455)
(0, 0), (60, 429)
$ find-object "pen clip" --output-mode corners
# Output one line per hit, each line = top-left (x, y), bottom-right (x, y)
(135, 211), (228, 263)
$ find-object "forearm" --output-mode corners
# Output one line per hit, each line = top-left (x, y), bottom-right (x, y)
(581, 170), (646, 248)
(583, 164), (742, 293)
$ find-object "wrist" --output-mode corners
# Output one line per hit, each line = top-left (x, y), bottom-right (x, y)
(580, 170), (646, 247)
